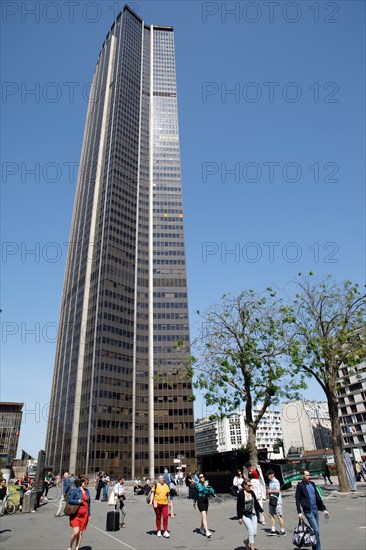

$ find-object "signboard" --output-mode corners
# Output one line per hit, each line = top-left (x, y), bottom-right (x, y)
(173, 459), (181, 464)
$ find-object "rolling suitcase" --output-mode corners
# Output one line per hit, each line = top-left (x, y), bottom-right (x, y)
(106, 509), (120, 531)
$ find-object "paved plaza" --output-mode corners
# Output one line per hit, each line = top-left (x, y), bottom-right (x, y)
(1, 480), (365, 550)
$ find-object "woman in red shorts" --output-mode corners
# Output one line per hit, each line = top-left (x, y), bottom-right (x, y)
(68, 478), (91, 550)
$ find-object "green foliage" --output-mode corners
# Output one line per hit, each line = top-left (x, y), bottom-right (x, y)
(192, 288), (307, 427)
(285, 273), (366, 397)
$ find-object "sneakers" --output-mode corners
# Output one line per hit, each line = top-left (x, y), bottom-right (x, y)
(206, 530), (212, 538)
(163, 531), (170, 538)
(120, 523), (126, 528)
(279, 530), (286, 536)
(268, 530), (277, 536)
(19, 506), (22, 511)
(157, 531), (162, 537)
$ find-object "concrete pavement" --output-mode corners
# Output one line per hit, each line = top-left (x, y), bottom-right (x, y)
(0, 479), (365, 550)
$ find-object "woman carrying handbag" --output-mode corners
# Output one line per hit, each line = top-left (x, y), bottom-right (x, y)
(67, 478), (91, 550)
(237, 478), (265, 550)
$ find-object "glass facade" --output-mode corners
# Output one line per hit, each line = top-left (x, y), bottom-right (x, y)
(45, 6), (195, 478)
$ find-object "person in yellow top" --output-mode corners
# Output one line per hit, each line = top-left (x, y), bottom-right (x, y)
(149, 475), (171, 538)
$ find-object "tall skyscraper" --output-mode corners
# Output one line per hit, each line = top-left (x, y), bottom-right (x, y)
(45, 5), (195, 479)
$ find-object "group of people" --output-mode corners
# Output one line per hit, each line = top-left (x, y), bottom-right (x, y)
(14, 464), (335, 550)
(234, 467), (329, 550)
(148, 470), (216, 539)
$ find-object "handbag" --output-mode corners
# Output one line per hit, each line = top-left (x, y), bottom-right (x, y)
(64, 501), (80, 516)
(269, 494), (278, 507)
(108, 491), (117, 506)
(230, 486), (238, 496)
(292, 519), (317, 548)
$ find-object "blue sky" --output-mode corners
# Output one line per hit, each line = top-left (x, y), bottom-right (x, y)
(1, 1), (365, 458)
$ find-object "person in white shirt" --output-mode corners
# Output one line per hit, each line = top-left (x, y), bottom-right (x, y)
(248, 473), (266, 524)
(232, 470), (245, 495)
(114, 477), (126, 527)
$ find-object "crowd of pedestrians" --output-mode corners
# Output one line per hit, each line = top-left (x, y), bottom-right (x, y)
(7, 460), (366, 550)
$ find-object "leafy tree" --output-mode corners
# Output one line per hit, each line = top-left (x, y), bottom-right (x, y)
(285, 273), (366, 492)
(191, 289), (306, 467)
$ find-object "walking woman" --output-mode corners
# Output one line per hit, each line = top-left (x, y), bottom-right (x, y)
(237, 478), (265, 550)
(68, 477), (91, 550)
(193, 473), (216, 538)
(149, 475), (171, 538)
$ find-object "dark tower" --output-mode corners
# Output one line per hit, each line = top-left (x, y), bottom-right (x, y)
(45, 5), (195, 479)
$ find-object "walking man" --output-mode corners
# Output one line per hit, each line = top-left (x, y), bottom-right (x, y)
(266, 470), (286, 537)
(54, 472), (71, 517)
(296, 470), (329, 550)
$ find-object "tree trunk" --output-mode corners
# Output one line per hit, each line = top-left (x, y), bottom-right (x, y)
(327, 389), (351, 492)
(247, 423), (258, 469)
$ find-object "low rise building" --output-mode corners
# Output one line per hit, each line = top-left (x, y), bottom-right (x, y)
(195, 408), (282, 457)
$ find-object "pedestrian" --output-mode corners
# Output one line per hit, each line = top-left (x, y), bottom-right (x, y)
(186, 472), (195, 500)
(355, 461), (366, 482)
(0, 479), (8, 515)
(232, 469), (244, 495)
(163, 468), (177, 517)
(114, 476), (126, 527)
(19, 472), (30, 511)
(95, 473), (103, 502)
(248, 472), (266, 524)
(102, 473), (110, 501)
(149, 474), (171, 538)
(296, 470), (329, 550)
(68, 477), (91, 550)
(54, 472), (71, 517)
(237, 477), (266, 550)
(143, 479), (151, 495)
(245, 463), (259, 480)
(266, 469), (286, 537)
(42, 471), (54, 501)
(193, 473), (216, 538)
(322, 463), (333, 485)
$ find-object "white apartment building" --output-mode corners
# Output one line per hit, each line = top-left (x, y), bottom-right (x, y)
(338, 361), (366, 457)
(195, 408), (282, 456)
(281, 401), (333, 456)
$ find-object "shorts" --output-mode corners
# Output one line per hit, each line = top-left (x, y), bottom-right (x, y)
(197, 496), (209, 513)
(269, 503), (283, 516)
